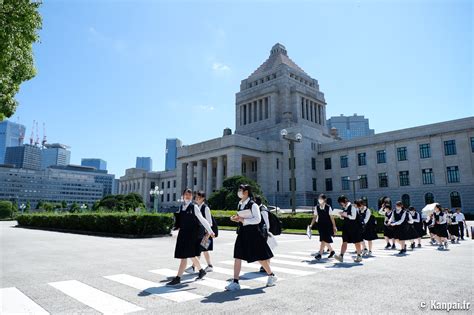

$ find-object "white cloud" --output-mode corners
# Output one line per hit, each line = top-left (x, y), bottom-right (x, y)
(195, 105), (215, 112)
(212, 62), (230, 72)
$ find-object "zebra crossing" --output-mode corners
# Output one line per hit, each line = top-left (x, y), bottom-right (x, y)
(0, 242), (467, 314)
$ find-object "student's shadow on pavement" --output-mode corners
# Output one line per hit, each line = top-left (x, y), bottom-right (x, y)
(201, 287), (266, 304)
(138, 285), (196, 297)
(326, 262), (363, 269)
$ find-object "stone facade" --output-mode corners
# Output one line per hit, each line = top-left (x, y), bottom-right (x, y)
(123, 43), (474, 212)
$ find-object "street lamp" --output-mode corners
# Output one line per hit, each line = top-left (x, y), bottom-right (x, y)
(348, 176), (362, 201)
(281, 129), (302, 214)
(149, 186), (164, 213)
(80, 204), (87, 212)
(19, 203), (26, 214)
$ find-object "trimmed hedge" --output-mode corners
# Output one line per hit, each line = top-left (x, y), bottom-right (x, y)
(16, 212), (174, 237)
(211, 210), (386, 233)
(0, 201), (14, 219)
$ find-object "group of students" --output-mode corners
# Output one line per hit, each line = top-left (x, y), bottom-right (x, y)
(166, 186), (468, 290)
(167, 184), (277, 291)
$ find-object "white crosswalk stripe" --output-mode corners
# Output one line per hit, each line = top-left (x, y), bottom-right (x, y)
(149, 268), (251, 289)
(274, 253), (317, 261)
(48, 280), (144, 314)
(104, 273), (202, 303)
(235, 261), (315, 276)
(0, 287), (50, 315)
(220, 259), (328, 270)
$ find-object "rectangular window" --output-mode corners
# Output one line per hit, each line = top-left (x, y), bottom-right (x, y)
(288, 178), (296, 191)
(241, 162), (246, 173)
(312, 178), (317, 191)
(341, 176), (350, 190)
(310, 101), (314, 122)
(259, 99), (263, 121)
(358, 153), (366, 166)
(419, 143), (431, 159)
(471, 137), (474, 153)
(447, 166), (460, 183)
(167, 181), (170, 188)
(444, 140), (457, 155)
(253, 100), (258, 122)
(167, 194), (170, 202)
(288, 157), (295, 170)
(173, 180), (176, 188)
(161, 182), (164, 189)
(399, 171), (410, 186)
(324, 157), (331, 170)
(301, 97), (305, 119)
(276, 180), (280, 192)
(161, 194), (164, 202)
(397, 147), (407, 161)
(378, 172), (388, 188)
(311, 157), (316, 170)
(359, 175), (368, 189)
(248, 103), (252, 124)
(243, 104), (247, 125)
(422, 168), (434, 185)
(325, 178), (333, 191)
(276, 158), (279, 170)
(173, 193), (176, 201)
(376, 150), (386, 164)
(150, 181), (155, 189)
(340, 155), (348, 168)
(264, 97), (269, 119)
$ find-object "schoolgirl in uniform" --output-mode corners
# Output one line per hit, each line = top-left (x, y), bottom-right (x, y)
(225, 184), (276, 291)
(379, 204), (396, 249)
(167, 188), (215, 286)
(408, 207), (423, 248)
(184, 191), (214, 274)
(406, 207), (420, 250)
(433, 204), (448, 250)
(389, 201), (409, 255)
(356, 199), (377, 256)
(447, 210), (460, 244)
(309, 194), (337, 261)
(425, 213), (437, 245)
(334, 195), (363, 263)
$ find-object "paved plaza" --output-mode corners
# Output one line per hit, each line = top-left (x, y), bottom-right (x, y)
(1, 221), (473, 314)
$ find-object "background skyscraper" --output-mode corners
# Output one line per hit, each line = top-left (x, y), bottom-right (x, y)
(165, 138), (182, 171)
(4, 145), (42, 170)
(81, 158), (107, 171)
(136, 157), (152, 172)
(327, 114), (375, 140)
(0, 120), (26, 164)
(41, 143), (71, 169)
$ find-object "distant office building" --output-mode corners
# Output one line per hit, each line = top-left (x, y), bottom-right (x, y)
(41, 143), (71, 169)
(0, 165), (104, 208)
(5, 144), (41, 170)
(0, 120), (26, 164)
(165, 138), (182, 171)
(327, 114), (375, 140)
(136, 157), (152, 172)
(50, 165), (115, 197)
(81, 158), (107, 171)
(112, 178), (119, 195)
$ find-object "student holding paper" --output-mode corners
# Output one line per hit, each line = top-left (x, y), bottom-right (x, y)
(225, 184), (276, 291)
(309, 194), (336, 261)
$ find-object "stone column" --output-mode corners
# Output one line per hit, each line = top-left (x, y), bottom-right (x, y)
(196, 160), (203, 191)
(187, 162), (194, 189)
(216, 156), (224, 190)
(206, 158), (213, 197)
(227, 152), (242, 178)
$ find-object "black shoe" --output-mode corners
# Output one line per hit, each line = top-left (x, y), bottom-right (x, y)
(410, 242), (415, 249)
(417, 244), (421, 248)
(166, 276), (181, 286)
(328, 251), (336, 259)
(391, 244), (396, 250)
(384, 243), (391, 249)
(398, 249), (406, 255)
(196, 269), (207, 280)
(315, 254), (322, 261)
(259, 266), (266, 273)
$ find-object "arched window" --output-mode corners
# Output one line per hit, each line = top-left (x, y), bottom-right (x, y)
(401, 194), (410, 208)
(450, 191), (462, 208)
(424, 192), (434, 204)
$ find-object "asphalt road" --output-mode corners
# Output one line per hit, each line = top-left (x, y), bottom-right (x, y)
(1, 221), (472, 314)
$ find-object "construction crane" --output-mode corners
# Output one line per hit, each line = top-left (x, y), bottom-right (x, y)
(29, 120), (35, 145)
(34, 121), (39, 146)
(42, 122), (47, 147)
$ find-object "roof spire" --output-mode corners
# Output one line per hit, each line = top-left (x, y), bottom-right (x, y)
(270, 43), (287, 56)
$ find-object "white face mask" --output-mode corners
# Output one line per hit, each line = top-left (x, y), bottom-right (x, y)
(184, 198), (192, 204)
(318, 199), (324, 205)
(396, 207), (402, 211)
(237, 191), (244, 199)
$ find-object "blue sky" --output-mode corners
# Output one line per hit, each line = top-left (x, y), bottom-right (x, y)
(13, 0), (473, 177)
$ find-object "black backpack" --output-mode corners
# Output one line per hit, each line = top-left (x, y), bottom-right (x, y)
(211, 216), (219, 237)
(261, 206), (282, 236)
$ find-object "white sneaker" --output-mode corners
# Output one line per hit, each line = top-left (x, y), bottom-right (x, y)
(362, 249), (369, 257)
(444, 241), (449, 249)
(225, 281), (241, 291)
(204, 265), (213, 272)
(266, 275), (277, 287)
(334, 254), (343, 262)
(184, 266), (195, 274)
(354, 255), (363, 263)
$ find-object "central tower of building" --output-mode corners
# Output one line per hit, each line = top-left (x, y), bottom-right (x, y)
(234, 43), (328, 141)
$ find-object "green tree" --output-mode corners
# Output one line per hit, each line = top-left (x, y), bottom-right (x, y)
(61, 200), (67, 209)
(0, 201), (13, 219)
(25, 201), (31, 212)
(0, 0), (42, 120)
(208, 175), (267, 210)
(42, 202), (53, 212)
(36, 200), (43, 209)
(69, 202), (79, 213)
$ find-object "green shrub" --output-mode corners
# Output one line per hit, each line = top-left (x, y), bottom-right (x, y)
(0, 201), (13, 219)
(16, 212), (174, 236)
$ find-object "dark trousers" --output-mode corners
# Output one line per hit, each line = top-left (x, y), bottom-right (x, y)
(458, 222), (464, 239)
